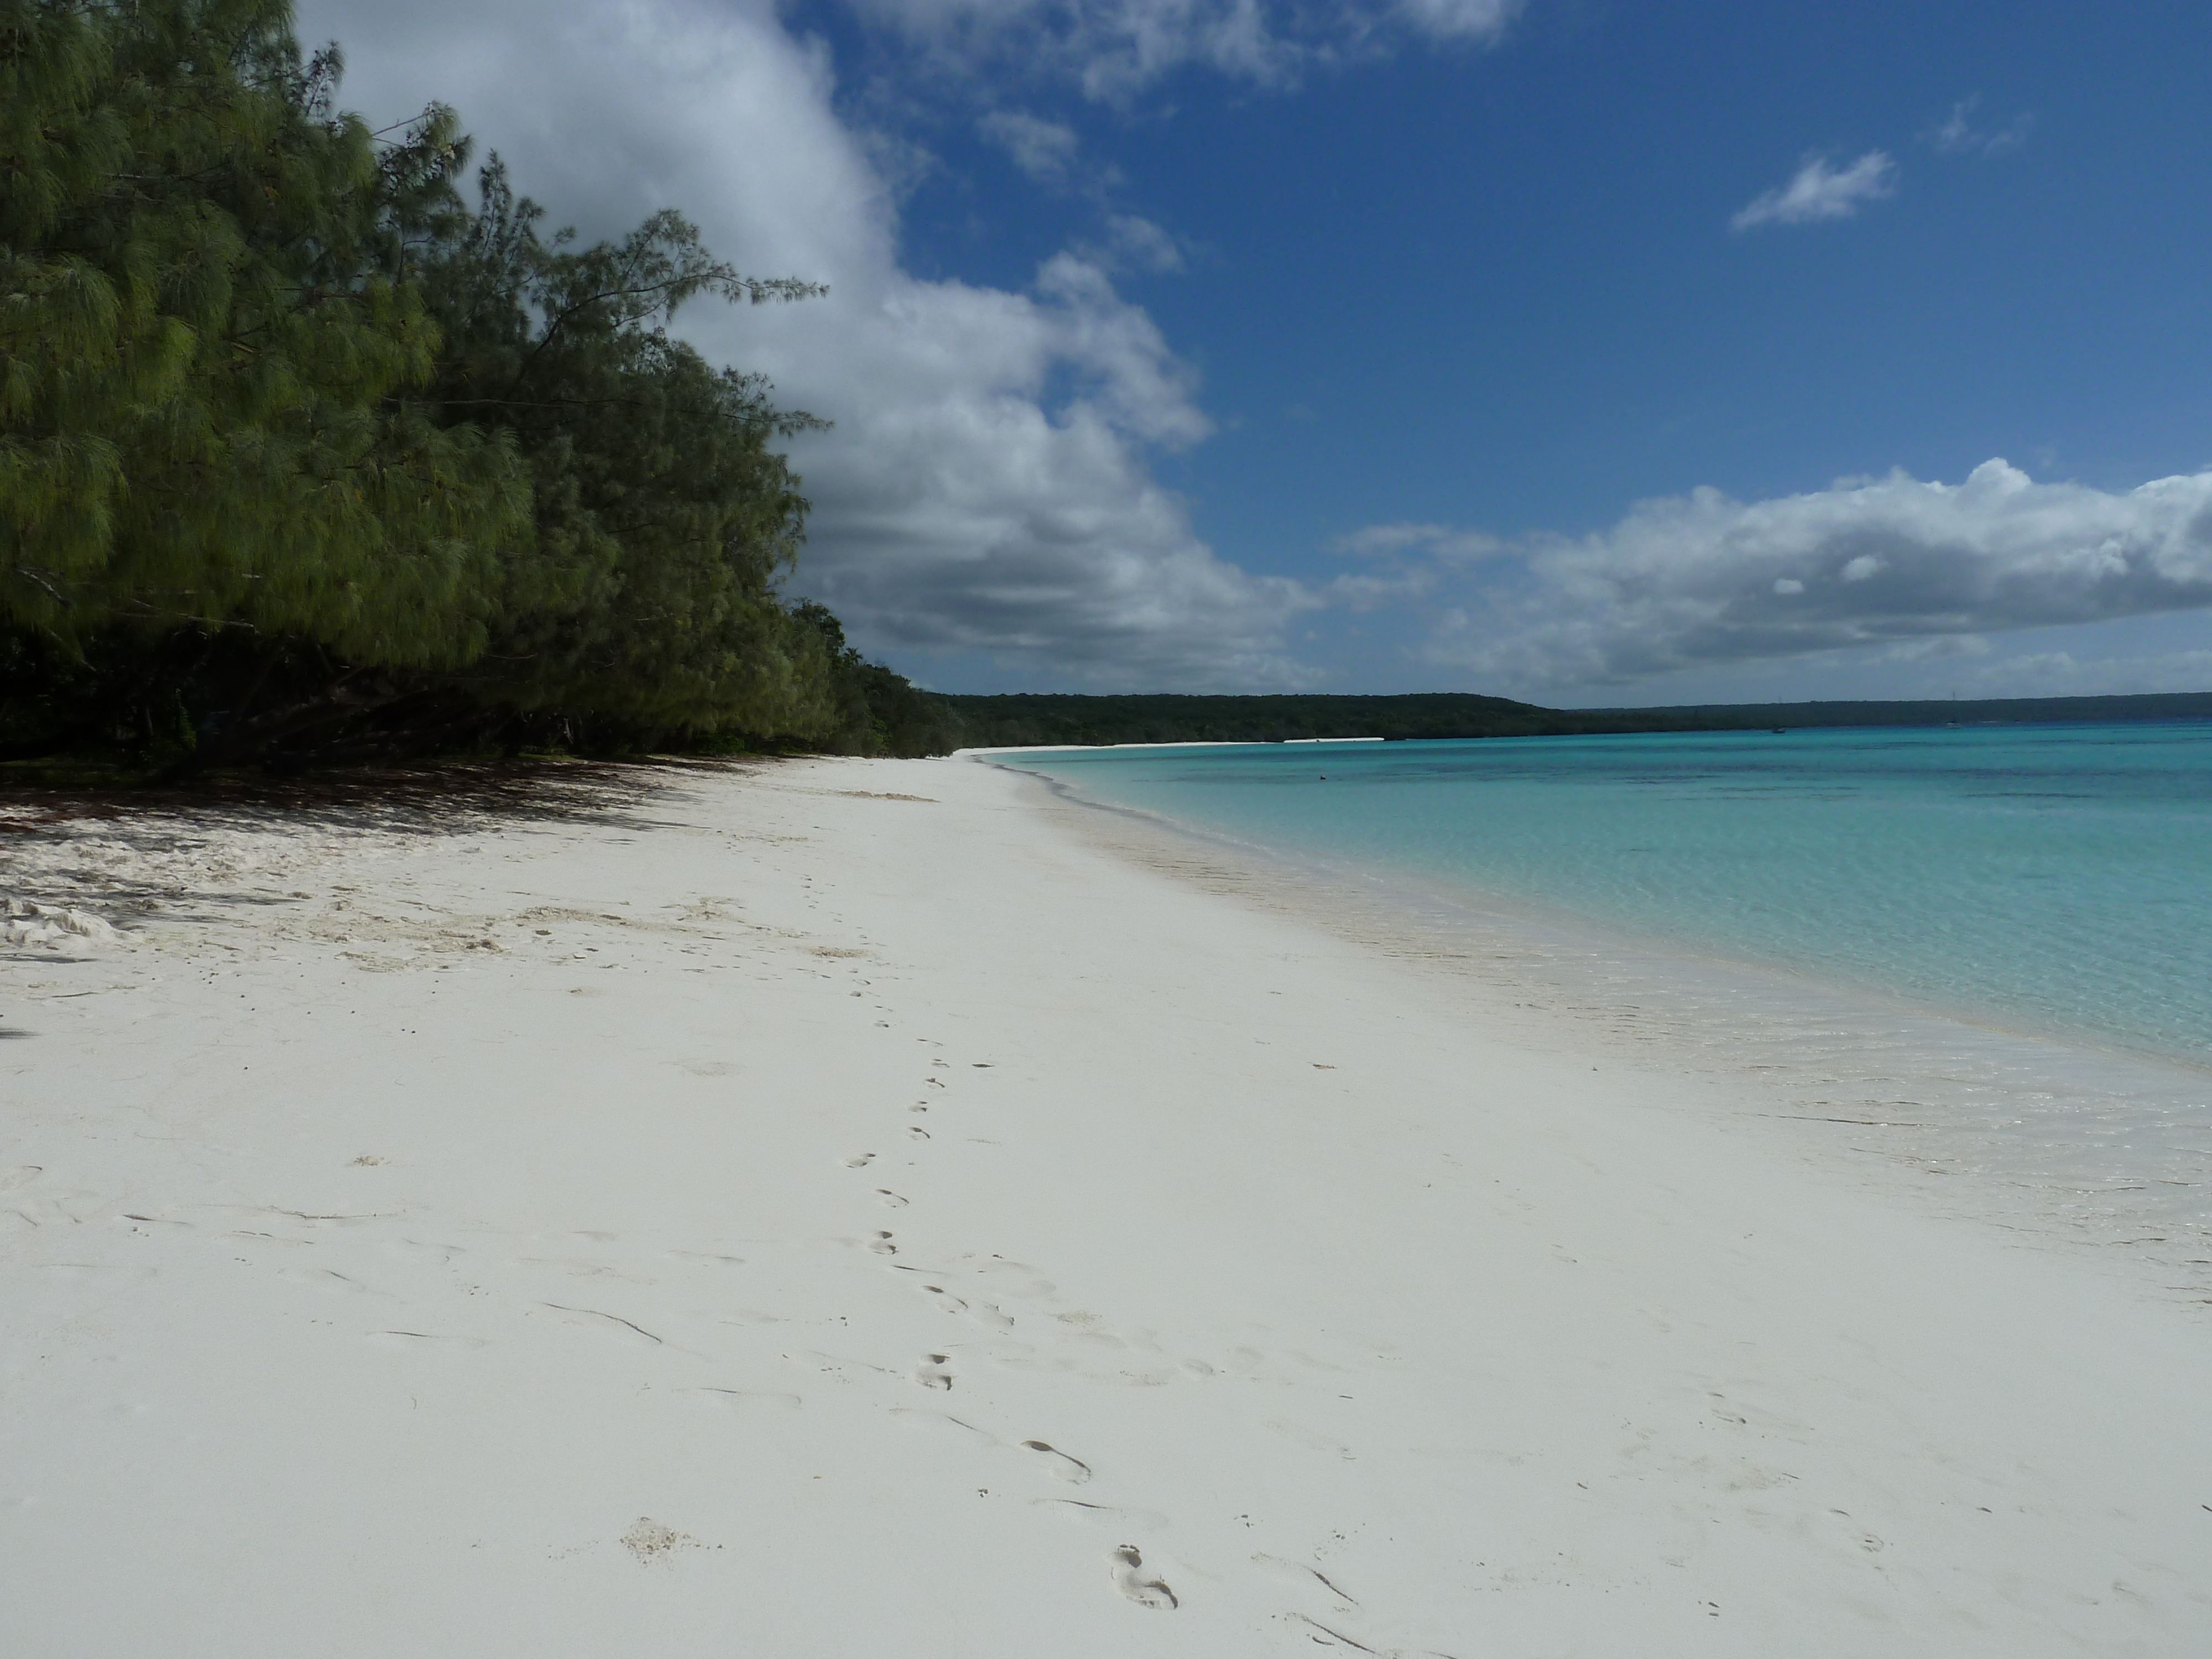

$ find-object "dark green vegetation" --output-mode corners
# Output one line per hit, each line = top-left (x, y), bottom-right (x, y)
(935, 691), (2212, 749)
(2, 0), (939, 776)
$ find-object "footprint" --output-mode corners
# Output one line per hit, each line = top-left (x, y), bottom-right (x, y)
(1255, 1554), (1359, 1606)
(907, 1127), (931, 1141)
(1020, 1440), (1092, 1483)
(842, 1154), (875, 1168)
(875, 1190), (909, 1209)
(1287, 1612), (1392, 1652)
(666, 1250), (745, 1266)
(1110, 1545), (1178, 1610)
(970, 1302), (1017, 1331)
(914, 1353), (954, 1390)
(917, 1284), (968, 1313)
(866, 1232), (898, 1256)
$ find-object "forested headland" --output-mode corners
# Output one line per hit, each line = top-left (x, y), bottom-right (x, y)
(933, 690), (2212, 748)
(3, 0), (958, 776)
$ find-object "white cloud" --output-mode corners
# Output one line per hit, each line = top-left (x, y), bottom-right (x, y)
(1097, 212), (1185, 272)
(1731, 150), (1896, 231)
(1386, 460), (2212, 690)
(845, 0), (1524, 100)
(1930, 95), (2031, 158)
(296, 0), (1308, 687)
(978, 108), (1081, 183)
(1393, 0), (1523, 41)
(1332, 522), (1505, 561)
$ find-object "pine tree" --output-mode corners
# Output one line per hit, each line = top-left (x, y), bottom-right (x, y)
(2, 0), (525, 752)
(418, 160), (842, 744)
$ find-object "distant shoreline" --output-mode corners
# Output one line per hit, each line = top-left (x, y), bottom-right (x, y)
(931, 687), (2212, 750)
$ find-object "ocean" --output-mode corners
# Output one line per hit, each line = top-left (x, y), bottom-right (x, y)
(1001, 723), (2212, 1291)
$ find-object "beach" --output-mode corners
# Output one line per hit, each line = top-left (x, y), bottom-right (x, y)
(4, 754), (2209, 1655)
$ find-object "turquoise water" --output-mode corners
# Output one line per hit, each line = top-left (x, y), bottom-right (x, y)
(1011, 723), (2212, 1068)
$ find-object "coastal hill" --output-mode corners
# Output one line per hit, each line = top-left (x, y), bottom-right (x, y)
(936, 689), (2212, 749)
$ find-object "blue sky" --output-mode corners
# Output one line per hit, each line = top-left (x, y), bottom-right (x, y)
(305, 0), (2212, 705)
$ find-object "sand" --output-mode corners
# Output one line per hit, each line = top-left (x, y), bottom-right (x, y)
(3, 755), (2209, 1656)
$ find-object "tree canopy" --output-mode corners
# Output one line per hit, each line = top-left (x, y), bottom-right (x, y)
(2, 0), (943, 771)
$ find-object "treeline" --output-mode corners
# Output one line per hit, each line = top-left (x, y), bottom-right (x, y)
(936, 692), (1594, 748)
(933, 690), (2212, 748)
(2, 0), (945, 774)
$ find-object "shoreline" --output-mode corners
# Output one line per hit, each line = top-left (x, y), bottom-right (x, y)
(6, 756), (2211, 1653)
(987, 752), (2212, 1303)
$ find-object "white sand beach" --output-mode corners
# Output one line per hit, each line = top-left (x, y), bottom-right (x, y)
(4, 755), (2209, 1656)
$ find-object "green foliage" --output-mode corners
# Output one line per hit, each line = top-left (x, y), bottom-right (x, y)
(790, 601), (967, 758)
(1, 0), (954, 771)
(418, 161), (841, 741)
(1, 0), (527, 667)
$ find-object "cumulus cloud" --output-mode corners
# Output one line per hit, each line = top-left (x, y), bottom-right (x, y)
(296, 0), (1307, 686)
(1731, 150), (1896, 231)
(845, 0), (1524, 100)
(1392, 461), (2212, 690)
(1929, 95), (2031, 158)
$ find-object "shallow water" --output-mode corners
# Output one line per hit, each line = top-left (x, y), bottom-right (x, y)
(1004, 724), (2212, 1292)
(1014, 723), (2212, 1066)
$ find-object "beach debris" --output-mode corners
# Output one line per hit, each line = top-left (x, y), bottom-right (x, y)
(620, 1517), (702, 1563)
(4, 899), (117, 950)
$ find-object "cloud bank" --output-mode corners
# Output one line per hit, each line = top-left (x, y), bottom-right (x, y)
(1381, 462), (2212, 688)
(1732, 150), (1896, 230)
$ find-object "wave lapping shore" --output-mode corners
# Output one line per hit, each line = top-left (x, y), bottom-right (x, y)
(3, 758), (2209, 1655)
